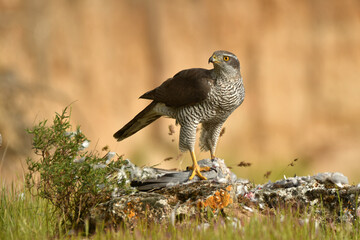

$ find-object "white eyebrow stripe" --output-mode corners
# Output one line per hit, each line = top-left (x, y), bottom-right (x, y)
(224, 53), (238, 60)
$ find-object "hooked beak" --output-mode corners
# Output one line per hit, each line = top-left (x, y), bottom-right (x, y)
(208, 54), (219, 64)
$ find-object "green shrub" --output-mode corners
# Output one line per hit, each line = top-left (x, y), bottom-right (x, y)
(25, 107), (127, 229)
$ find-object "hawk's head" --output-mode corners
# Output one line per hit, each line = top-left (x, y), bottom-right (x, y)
(208, 50), (240, 74)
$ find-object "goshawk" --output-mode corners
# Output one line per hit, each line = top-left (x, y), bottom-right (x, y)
(114, 50), (245, 180)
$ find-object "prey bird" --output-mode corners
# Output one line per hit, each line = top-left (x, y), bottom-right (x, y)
(114, 50), (245, 180)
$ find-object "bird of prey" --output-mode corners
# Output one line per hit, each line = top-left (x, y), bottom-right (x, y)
(114, 50), (245, 180)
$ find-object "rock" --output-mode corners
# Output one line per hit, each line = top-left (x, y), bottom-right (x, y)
(90, 158), (360, 228)
(314, 172), (349, 187)
(130, 158), (236, 191)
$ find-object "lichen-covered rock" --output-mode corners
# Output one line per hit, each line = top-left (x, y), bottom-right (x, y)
(111, 192), (172, 223)
(249, 174), (360, 224)
(93, 181), (243, 226)
(129, 158), (237, 191)
(313, 172), (349, 187)
(90, 158), (360, 227)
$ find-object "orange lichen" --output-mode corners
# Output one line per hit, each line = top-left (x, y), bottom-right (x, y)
(124, 202), (137, 219)
(197, 187), (233, 212)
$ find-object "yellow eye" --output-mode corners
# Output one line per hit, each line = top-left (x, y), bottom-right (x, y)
(223, 56), (230, 61)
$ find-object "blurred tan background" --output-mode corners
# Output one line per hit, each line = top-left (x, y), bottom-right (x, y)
(1, 0), (360, 184)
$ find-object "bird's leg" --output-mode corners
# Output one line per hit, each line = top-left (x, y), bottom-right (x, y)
(188, 151), (209, 180)
(200, 122), (223, 161)
(210, 149), (216, 159)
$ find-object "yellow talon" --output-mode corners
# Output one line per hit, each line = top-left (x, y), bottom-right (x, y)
(188, 151), (208, 180)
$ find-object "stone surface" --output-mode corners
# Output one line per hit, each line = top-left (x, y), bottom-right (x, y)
(124, 158), (236, 191)
(90, 159), (360, 227)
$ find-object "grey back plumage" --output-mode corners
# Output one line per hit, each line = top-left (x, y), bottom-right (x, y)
(140, 69), (214, 107)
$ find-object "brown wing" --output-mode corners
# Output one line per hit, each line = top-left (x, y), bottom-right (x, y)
(140, 68), (214, 107)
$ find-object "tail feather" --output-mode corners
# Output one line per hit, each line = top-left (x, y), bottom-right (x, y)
(113, 101), (161, 141)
